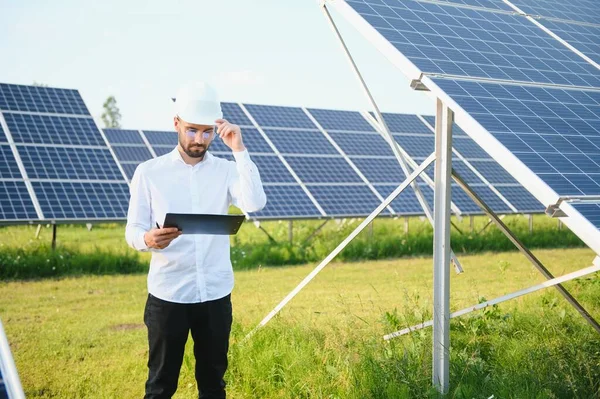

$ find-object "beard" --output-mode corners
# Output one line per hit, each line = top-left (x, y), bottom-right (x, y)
(178, 133), (210, 159)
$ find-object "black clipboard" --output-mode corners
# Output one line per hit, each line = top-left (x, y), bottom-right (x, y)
(162, 213), (245, 235)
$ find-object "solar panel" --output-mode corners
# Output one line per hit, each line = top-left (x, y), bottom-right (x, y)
(0, 146), (22, 179)
(0, 181), (37, 221)
(572, 203), (600, 229)
(221, 102), (253, 126)
(4, 114), (105, 146)
(143, 130), (178, 146)
(263, 129), (338, 155)
(250, 185), (322, 219)
(0, 83), (130, 223)
(434, 0), (513, 11)
(285, 156), (364, 183)
(346, 0), (600, 86)
(32, 182), (129, 219)
(308, 185), (388, 217)
(537, 19), (600, 65)
(211, 128), (274, 154)
(18, 146), (123, 180)
(434, 78), (600, 199)
(373, 184), (426, 214)
(244, 104), (316, 129)
(251, 155), (296, 183)
(111, 146), (153, 162)
(509, 0), (600, 25)
(308, 108), (376, 132)
(327, 132), (395, 157)
(104, 129), (145, 145)
(0, 83), (89, 115)
(351, 157), (405, 183)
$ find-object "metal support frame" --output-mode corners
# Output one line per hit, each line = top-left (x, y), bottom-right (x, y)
(432, 99), (452, 393)
(469, 215), (474, 233)
(322, 3), (464, 274)
(34, 224), (42, 239)
(288, 220), (293, 244)
(529, 214), (533, 234)
(302, 220), (330, 246)
(0, 318), (25, 399)
(245, 154), (436, 340)
(404, 216), (409, 235)
(51, 224), (57, 250)
(384, 261), (600, 339)
(452, 173), (600, 334)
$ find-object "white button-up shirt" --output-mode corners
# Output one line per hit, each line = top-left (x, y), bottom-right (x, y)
(125, 148), (266, 304)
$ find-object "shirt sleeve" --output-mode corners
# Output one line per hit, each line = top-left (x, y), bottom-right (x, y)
(125, 164), (152, 251)
(228, 149), (267, 213)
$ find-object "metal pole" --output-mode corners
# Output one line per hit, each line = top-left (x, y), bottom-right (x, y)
(529, 214), (533, 234)
(453, 173), (600, 334)
(321, 4), (464, 274)
(51, 224), (57, 250)
(35, 224), (42, 239)
(558, 219), (563, 231)
(0, 318), (25, 399)
(432, 100), (452, 393)
(368, 221), (374, 239)
(289, 220), (293, 244)
(245, 154), (435, 340)
(404, 216), (409, 236)
(385, 261), (600, 340)
(469, 215), (474, 233)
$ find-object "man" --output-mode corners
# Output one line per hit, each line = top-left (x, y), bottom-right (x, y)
(125, 82), (266, 399)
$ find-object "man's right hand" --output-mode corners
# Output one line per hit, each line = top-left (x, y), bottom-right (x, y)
(144, 227), (182, 250)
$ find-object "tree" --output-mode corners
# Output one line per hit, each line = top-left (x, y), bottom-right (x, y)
(101, 96), (122, 128)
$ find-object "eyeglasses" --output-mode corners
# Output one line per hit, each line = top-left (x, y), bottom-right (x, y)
(184, 127), (215, 140)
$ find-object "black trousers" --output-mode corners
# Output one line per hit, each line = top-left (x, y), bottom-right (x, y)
(143, 293), (233, 399)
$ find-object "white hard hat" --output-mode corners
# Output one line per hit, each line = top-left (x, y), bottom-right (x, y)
(173, 82), (223, 125)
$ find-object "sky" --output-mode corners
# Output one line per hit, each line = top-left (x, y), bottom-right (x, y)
(0, 0), (434, 130)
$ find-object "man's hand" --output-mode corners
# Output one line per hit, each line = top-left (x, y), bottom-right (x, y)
(215, 118), (245, 152)
(144, 227), (182, 250)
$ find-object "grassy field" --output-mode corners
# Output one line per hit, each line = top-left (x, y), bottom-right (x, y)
(1, 247), (599, 398)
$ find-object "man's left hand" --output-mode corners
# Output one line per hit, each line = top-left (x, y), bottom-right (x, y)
(215, 119), (245, 152)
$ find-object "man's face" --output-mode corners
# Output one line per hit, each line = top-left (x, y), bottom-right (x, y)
(174, 116), (215, 158)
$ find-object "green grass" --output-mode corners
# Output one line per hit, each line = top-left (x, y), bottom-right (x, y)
(0, 214), (586, 278)
(1, 247), (599, 398)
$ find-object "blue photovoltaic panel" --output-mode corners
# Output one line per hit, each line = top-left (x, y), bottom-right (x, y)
(452, 159), (486, 185)
(495, 186), (544, 212)
(394, 134), (435, 158)
(374, 184), (429, 214)
(509, 0), (600, 25)
(572, 203), (600, 229)
(435, 0), (512, 11)
(221, 102), (253, 126)
(469, 185), (513, 213)
(351, 157), (405, 183)
(348, 0), (600, 87)
(251, 155), (296, 183)
(453, 137), (493, 159)
(112, 146), (153, 162)
(249, 185), (321, 218)
(4, 114), (104, 146)
(380, 113), (433, 134)
(434, 78), (600, 197)
(328, 132), (395, 157)
(0, 123), (5, 142)
(244, 104), (316, 129)
(104, 129), (145, 145)
(121, 164), (138, 180)
(32, 182), (129, 219)
(0, 181), (38, 220)
(308, 185), (386, 217)
(18, 146), (123, 180)
(0, 83), (89, 115)
(537, 20), (600, 65)
(264, 129), (338, 155)
(143, 130), (178, 146)
(0, 145), (22, 178)
(307, 108), (375, 132)
(285, 156), (364, 183)
(467, 160), (519, 184)
(153, 146), (173, 157)
(209, 128), (273, 153)
(450, 185), (486, 213)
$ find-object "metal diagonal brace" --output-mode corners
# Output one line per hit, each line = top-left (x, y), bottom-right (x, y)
(244, 153), (436, 340)
(453, 172), (600, 334)
(322, 3), (463, 274)
(384, 261), (600, 340)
